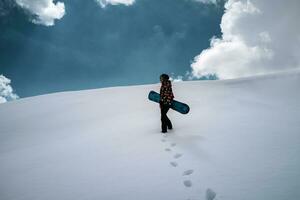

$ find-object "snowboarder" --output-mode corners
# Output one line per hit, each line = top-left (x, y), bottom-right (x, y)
(159, 74), (174, 133)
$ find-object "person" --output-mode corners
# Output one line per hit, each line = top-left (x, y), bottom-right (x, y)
(159, 74), (174, 133)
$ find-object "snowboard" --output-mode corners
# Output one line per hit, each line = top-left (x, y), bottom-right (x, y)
(148, 90), (190, 114)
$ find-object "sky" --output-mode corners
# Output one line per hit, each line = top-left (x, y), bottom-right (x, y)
(0, 0), (224, 99)
(1, 0), (300, 101)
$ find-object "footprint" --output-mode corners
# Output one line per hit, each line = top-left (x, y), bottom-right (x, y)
(183, 180), (192, 187)
(170, 162), (178, 167)
(206, 188), (216, 200)
(165, 148), (172, 152)
(171, 143), (176, 147)
(174, 153), (182, 159)
(161, 139), (167, 142)
(182, 169), (194, 176)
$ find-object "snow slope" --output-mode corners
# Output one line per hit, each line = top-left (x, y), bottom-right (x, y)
(1, 71), (300, 200)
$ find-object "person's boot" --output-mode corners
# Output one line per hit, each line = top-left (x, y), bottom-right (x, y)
(161, 130), (167, 133)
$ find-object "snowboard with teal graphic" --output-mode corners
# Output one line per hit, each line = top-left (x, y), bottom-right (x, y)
(148, 91), (190, 114)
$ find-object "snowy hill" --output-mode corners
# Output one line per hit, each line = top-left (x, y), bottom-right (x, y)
(1, 71), (300, 200)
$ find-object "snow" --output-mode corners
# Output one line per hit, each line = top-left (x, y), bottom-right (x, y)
(1, 71), (300, 200)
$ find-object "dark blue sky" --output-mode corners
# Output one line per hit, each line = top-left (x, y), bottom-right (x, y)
(0, 0), (224, 97)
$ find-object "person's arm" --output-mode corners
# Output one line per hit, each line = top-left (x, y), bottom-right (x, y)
(160, 83), (166, 105)
(169, 83), (174, 100)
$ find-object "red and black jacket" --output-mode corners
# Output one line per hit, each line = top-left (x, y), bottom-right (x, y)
(160, 80), (174, 106)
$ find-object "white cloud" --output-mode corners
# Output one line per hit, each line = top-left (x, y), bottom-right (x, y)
(15, 0), (65, 26)
(95, 0), (135, 8)
(95, 0), (218, 8)
(0, 75), (19, 104)
(192, 0), (218, 4)
(191, 0), (300, 79)
(170, 71), (196, 82)
(170, 75), (183, 82)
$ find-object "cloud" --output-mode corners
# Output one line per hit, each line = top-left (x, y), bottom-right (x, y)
(171, 71), (217, 82)
(170, 75), (184, 82)
(192, 0), (219, 4)
(15, 0), (65, 26)
(191, 0), (300, 79)
(0, 75), (19, 104)
(95, 0), (135, 8)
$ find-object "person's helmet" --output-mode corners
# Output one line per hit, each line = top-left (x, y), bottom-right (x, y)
(160, 74), (169, 81)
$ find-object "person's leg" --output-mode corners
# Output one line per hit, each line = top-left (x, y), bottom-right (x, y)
(165, 106), (172, 129)
(161, 105), (168, 132)
(166, 117), (172, 129)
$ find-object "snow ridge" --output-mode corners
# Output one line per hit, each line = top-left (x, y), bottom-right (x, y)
(1, 72), (300, 200)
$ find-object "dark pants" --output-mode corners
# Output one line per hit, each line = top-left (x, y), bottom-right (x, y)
(160, 103), (172, 132)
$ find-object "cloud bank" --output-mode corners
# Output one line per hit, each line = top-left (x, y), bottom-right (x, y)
(192, 0), (219, 4)
(15, 0), (65, 26)
(0, 75), (19, 104)
(191, 0), (300, 79)
(95, 0), (135, 8)
(96, 0), (218, 8)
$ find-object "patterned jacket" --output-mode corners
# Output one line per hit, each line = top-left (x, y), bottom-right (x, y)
(160, 80), (174, 105)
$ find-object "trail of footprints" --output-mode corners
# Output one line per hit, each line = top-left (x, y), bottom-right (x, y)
(162, 136), (193, 187)
(161, 135), (216, 200)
